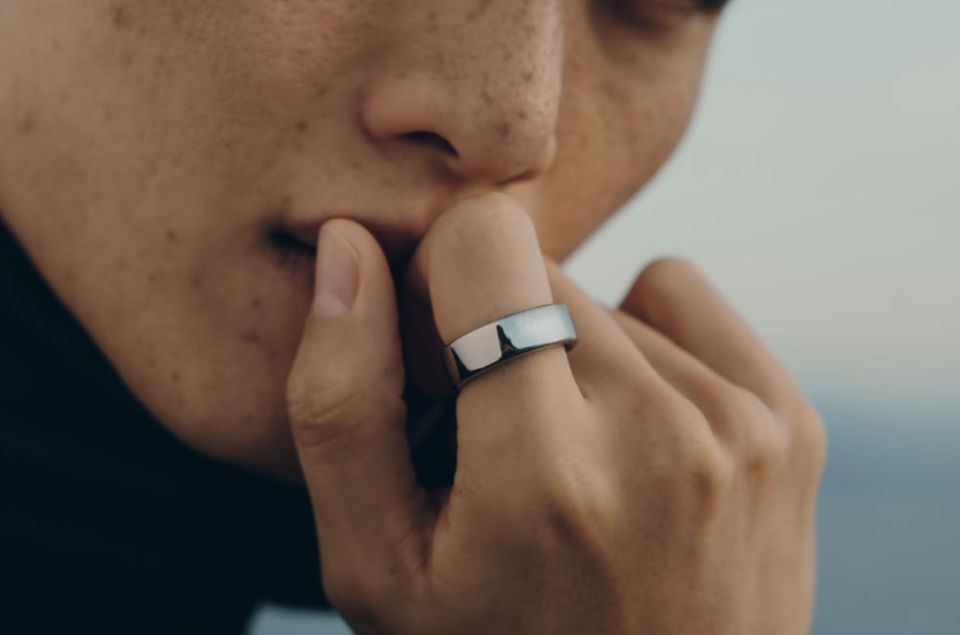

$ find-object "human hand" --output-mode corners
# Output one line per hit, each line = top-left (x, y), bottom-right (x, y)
(285, 193), (826, 634)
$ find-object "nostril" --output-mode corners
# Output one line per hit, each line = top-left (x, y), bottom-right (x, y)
(404, 131), (459, 158)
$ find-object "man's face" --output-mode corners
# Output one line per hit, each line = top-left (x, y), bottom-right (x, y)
(0, 0), (721, 479)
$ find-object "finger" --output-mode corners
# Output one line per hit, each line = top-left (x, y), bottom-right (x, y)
(621, 258), (800, 413)
(545, 259), (740, 441)
(542, 261), (725, 474)
(610, 308), (755, 440)
(408, 193), (584, 469)
(541, 259), (663, 402)
(286, 219), (430, 584)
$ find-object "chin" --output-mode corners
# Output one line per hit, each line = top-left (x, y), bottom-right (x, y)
(206, 417), (305, 483)
(227, 425), (305, 484)
(153, 390), (307, 483)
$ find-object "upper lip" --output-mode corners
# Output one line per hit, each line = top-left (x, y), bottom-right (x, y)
(279, 188), (500, 273)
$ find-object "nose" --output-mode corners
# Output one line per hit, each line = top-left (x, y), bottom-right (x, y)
(361, 1), (564, 185)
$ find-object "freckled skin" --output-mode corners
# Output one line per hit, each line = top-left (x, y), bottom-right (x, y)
(0, 0), (721, 480)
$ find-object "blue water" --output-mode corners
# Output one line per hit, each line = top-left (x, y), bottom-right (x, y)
(251, 395), (960, 635)
(811, 397), (960, 635)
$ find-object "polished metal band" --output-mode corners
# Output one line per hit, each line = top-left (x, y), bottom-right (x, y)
(443, 303), (578, 389)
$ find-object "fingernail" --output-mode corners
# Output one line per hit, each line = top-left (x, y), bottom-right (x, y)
(315, 224), (359, 317)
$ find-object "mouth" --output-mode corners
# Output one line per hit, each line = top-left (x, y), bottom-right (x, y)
(268, 228), (318, 287)
(270, 228), (317, 262)
(268, 224), (417, 287)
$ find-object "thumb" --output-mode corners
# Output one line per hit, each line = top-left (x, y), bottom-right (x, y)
(286, 219), (428, 583)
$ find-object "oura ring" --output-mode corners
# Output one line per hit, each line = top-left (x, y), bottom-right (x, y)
(443, 303), (578, 389)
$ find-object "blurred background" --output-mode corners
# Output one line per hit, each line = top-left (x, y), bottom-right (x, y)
(252, 0), (960, 632)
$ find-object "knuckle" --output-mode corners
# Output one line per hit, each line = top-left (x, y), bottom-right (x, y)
(636, 257), (703, 297)
(741, 422), (789, 480)
(286, 378), (361, 452)
(675, 437), (733, 521)
(530, 456), (619, 549)
(626, 257), (705, 320)
(793, 400), (829, 475)
(719, 386), (789, 478)
(702, 383), (766, 428)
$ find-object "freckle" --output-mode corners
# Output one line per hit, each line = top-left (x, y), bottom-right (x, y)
(480, 90), (494, 106)
(147, 272), (159, 283)
(503, 51), (514, 62)
(350, 160), (362, 171)
(20, 116), (34, 134)
(497, 122), (513, 139)
(240, 332), (261, 344)
(251, 296), (263, 309)
(521, 71), (534, 84)
(190, 275), (203, 289)
(171, 371), (181, 383)
(517, 109), (528, 120)
(52, 38), (61, 51)
(112, 5), (130, 29)
(295, 120), (309, 133)
(58, 91), (69, 105)
(138, 26), (147, 36)
(315, 86), (329, 98)
(466, 0), (493, 21)
(266, 350), (280, 361)
(166, 229), (178, 243)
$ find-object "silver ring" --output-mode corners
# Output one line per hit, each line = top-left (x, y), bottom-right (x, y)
(443, 303), (578, 389)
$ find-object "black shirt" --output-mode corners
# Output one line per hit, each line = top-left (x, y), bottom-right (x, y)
(0, 217), (329, 634)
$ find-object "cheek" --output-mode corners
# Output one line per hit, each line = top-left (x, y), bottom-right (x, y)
(597, 66), (704, 196)
(523, 77), (703, 260)
(0, 2), (345, 477)
(523, 32), (710, 259)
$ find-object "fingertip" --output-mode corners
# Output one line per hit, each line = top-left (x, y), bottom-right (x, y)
(420, 194), (552, 344)
(322, 218), (399, 317)
(622, 257), (705, 321)
(405, 193), (541, 315)
(314, 223), (360, 318)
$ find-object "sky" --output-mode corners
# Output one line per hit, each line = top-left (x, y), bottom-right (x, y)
(565, 0), (960, 413)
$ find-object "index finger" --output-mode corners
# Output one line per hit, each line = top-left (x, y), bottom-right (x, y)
(408, 194), (585, 467)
